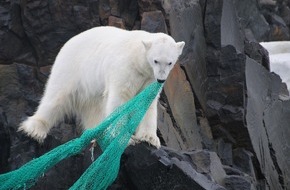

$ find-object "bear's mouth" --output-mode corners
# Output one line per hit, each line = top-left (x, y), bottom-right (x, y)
(157, 79), (165, 83)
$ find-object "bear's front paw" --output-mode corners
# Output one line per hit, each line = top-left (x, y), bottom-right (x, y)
(134, 133), (161, 149)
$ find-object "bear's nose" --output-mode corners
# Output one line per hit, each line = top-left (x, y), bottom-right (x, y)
(157, 79), (165, 83)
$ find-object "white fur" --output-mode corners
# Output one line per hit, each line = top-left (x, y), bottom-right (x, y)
(18, 26), (185, 148)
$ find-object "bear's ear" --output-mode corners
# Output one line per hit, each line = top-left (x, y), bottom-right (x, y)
(176, 41), (185, 56)
(142, 40), (152, 50)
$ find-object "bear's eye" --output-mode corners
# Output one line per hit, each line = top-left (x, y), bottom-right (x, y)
(154, 60), (158, 64)
(168, 62), (172, 65)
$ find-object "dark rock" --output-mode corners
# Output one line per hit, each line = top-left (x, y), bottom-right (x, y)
(157, 102), (186, 150)
(206, 45), (246, 125)
(108, 16), (126, 29)
(211, 125), (236, 144)
(259, 1), (290, 40)
(280, 5), (290, 26)
(0, 108), (10, 173)
(1, 1), (290, 189)
(0, 1), (36, 66)
(224, 175), (252, 190)
(111, 143), (226, 190)
(198, 116), (214, 150)
(164, 0), (208, 111)
(109, 0), (138, 29)
(202, 1), (290, 188)
(233, 148), (255, 178)
(279, 82), (290, 99)
(109, 0), (121, 17)
(39, 65), (51, 79)
(187, 150), (227, 186)
(205, 1), (248, 148)
(215, 138), (233, 166)
(204, 0), (223, 49)
(264, 13), (290, 40)
(119, 0), (139, 29)
(188, 150), (211, 174)
(244, 41), (270, 70)
(221, 0), (245, 53)
(223, 165), (244, 176)
(99, 0), (111, 25)
(21, 0), (100, 66)
(141, 11), (168, 33)
(245, 57), (290, 189)
(233, 0), (270, 41)
(137, 0), (163, 16)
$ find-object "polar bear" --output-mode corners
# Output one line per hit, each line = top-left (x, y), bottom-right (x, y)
(18, 26), (185, 148)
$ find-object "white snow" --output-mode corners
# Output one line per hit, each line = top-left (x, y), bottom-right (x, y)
(260, 41), (290, 94)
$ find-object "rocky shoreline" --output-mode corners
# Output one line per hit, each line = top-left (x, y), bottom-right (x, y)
(1, 0), (290, 189)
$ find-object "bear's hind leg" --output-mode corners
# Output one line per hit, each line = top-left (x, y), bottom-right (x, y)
(19, 93), (70, 143)
(80, 100), (104, 130)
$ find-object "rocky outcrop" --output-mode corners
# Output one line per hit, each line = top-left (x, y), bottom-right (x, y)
(110, 143), (226, 190)
(1, 0), (290, 189)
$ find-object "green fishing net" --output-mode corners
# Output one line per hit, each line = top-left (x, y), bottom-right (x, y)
(0, 82), (163, 190)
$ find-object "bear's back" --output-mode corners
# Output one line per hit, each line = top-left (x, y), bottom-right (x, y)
(69, 26), (153, 47)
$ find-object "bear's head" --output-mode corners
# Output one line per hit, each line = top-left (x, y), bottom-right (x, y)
(142, 35), (185, 83)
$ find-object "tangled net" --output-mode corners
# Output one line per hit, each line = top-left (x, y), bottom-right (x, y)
(0, 82), (163, 190)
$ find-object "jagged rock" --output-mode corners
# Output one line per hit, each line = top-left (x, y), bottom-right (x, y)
(99, 0), (111, 25)
(223, 165), (244, 176)
(263, 12), (290, 41)
(221, 0), (245, 52)
(187, 150), (227, 186)
(233, 0), (270, 41)
(244, 41), (270, 70)
(164, 64), (203, 150)
(280, 6), (290, 26)
(109, 0), (138, 29)
(157, 102), (186, 150)
(206, 45), (246, 128)
(204, 0), (223, 49)
(108, 16), (126, 29)
(0, 2), (36, 66)
(0, 108), (10, 173)
(11, 0), (100, 67)
(141, 11), (168, 33)
(1, 0), (290, 189)
(215, 138), (233, 166)
(203, 1), (290, 189)
(110, 143), (226, 190)
(245, 57), (290, 189)
(224, 175), (252, 190)
(198, 116), (214, 150)
(164, 0), (208, 111)
(233, 148), (255, 178)
(137, 0), (163, 16)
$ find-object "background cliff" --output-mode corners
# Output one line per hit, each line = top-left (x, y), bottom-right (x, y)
(0, 0), (290, 189)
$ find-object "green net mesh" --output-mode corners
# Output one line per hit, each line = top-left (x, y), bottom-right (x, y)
(0, 82), (163, 190)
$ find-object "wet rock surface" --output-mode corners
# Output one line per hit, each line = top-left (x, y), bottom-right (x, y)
(1, 0), (290, 189)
